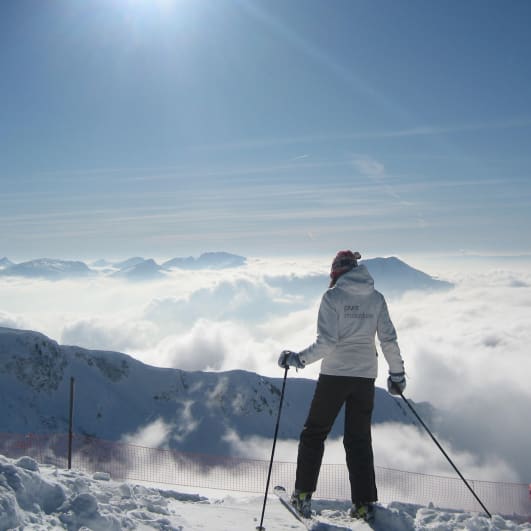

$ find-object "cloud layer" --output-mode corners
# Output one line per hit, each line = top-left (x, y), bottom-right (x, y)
(1, 257), (530, 482)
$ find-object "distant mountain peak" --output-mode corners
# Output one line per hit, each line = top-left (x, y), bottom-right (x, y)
(363, 256), (453, 294)
(112, 258), (165, 280)
(163, 252), (246, 270)
(0, 257), (15, 270)
(112, 257), (147, 270)
(0, 258), (92, 279)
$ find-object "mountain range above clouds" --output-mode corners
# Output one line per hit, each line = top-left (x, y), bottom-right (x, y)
(0, 252), (453, 293)
(0, 327), (433, 456)
(0, 252), (247, 280)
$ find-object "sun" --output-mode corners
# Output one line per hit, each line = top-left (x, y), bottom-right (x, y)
(125, 0), (187, 11)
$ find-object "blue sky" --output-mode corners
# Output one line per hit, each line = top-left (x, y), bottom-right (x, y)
(1, 0), (531, 261)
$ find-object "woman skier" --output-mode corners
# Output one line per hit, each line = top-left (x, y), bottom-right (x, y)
(279, 250), (406, 522)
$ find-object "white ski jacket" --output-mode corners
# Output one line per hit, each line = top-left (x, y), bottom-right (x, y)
(298, 264), (404, 378)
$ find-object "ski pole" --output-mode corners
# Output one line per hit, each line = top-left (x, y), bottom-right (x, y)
(394, 385), (492, 519)
(256, 365), (289, 531)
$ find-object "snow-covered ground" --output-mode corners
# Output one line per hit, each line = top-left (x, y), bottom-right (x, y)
(1, 454), (530, 531)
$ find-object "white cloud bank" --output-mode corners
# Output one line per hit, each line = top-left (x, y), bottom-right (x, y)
(1, 257), (530, 482)
(223, 422), (519, 483)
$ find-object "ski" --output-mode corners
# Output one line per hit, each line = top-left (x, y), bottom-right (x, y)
(273, 486), (377, 530)
(273, 486), (316, 529)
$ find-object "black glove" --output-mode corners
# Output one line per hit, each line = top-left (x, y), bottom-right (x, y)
(278, 350), (305, 369)
(387, 372), (406, 395)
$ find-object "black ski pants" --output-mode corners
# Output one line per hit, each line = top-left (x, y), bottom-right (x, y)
(295, 374), (377, 504)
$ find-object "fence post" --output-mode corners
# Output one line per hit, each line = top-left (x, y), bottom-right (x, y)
(68, 377), (75, 469)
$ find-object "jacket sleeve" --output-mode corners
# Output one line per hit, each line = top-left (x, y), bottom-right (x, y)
(298, 292), (338, 366)
(377, 298), (405, 374)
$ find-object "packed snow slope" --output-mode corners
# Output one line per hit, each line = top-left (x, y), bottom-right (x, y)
(0, 454), (529, 531)
(0, 327), (432, 455)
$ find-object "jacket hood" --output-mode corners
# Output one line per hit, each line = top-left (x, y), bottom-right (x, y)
(336, 263), (374, 294)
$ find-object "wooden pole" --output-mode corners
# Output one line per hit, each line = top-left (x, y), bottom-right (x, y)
(68, 377), (75, 469)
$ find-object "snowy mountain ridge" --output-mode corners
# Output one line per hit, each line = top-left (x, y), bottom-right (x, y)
(0, 327), (431, 455)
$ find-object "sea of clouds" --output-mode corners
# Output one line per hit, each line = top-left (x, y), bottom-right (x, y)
(1, 256), (530, 484)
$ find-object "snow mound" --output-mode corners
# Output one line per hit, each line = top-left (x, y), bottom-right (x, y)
(0, 453), (529, 530)
(0, 454), (201, 530)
